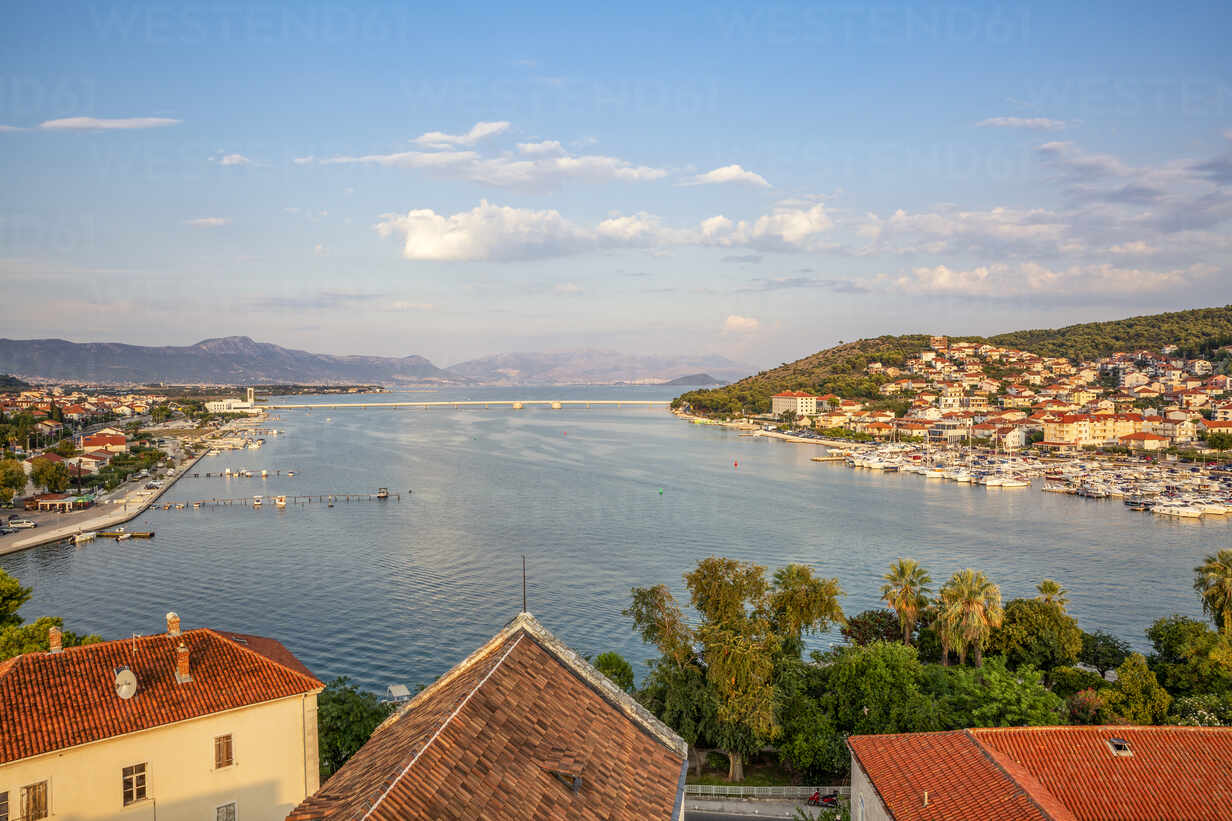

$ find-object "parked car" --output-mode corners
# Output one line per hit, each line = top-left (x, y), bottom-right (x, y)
(9, 520), (37, 529)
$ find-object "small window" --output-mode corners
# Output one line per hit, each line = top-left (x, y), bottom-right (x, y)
(1107, 737), (1133, 757)
(217, 801), (237, 821)
(123, 763), (148, 804)
(0, 790), (8, 821)
(215, 734), (234, 768)
(20, 782), (47, 821)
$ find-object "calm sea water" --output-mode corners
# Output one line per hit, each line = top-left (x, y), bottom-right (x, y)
(2, 386), (1218, 691)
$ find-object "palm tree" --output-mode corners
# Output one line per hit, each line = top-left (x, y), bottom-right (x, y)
(881, 558), (932, 645)
(1194, 550), (1232, 637)
(939, 569), (1004, 667)
(1035, 579), (1069, 610)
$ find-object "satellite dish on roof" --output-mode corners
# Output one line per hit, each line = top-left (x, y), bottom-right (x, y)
(114, 666), (138, 700)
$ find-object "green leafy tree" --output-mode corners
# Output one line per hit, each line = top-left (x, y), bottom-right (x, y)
(1194, 549), (1232, 637)
(150, 405), (172, 423)
(0, 457), (26, 504)
(0, 616), (101, 659)
(317, 677), (395, 778)
(1067, 688), (1113, 725)
(31, 457), (70, 493)
(0, 569), (32, 628)
(955, 659), (1066, 727)
(637, 660), (717, 777)
(881, 558), (931, 645)
(1080, 630), (1131, 677)
(1035, 579), (1069, 610)
(593, 651), (635, 692)
(626, 558), (844, 781)
(1171, 693), (1232, 727)
(778, 698), (849, 780)
(1146, 615), (1232, 697)
(1109, 653), (1172, 724)
(938, 569), (1004, 666)
(988, 598), (1082, 672)
(1048, 666), (1107, 699)
(840, 609), (902, 647)
(823, 641), (939, 736)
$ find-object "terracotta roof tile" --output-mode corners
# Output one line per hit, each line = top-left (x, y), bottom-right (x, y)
(0, 628), (322, 764)
(851, 726), (1232, 821)
(288, 613), (686, 821)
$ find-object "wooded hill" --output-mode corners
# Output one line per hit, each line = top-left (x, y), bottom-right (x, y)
(674, 305), (1232, 417)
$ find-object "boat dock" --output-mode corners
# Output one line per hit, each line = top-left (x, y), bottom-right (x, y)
(154, 492), (401, 509)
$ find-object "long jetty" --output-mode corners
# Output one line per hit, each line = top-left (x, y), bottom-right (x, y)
(265, 400), (670, 410)
(157, 492), (400, 507)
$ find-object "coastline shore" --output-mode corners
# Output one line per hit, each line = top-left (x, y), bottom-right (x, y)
(0, 416), (267, 556)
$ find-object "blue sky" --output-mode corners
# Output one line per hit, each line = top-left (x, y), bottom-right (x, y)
(3, 0), (1231, 368)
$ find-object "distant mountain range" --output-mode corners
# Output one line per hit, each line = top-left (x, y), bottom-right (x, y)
(0, 337), (753, 386)
(445, 351), (747, 385)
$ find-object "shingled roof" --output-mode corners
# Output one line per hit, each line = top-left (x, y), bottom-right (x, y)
(287, 612), (688, 821)
(849, 726), (1232, 821)
(0, 625), (322, 765)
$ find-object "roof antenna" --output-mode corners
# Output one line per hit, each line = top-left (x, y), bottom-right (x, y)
(522, 555), (527, 613)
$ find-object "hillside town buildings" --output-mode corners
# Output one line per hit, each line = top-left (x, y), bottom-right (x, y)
(769, 339), (1232, 453)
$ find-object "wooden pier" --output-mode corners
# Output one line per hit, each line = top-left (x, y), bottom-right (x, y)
(155, 492), (401, 508)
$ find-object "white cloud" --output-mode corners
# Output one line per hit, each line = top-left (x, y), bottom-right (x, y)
(682, 164), (771, 187)
(976, 117), (1066, 131)
(322, 146), (665, 188)
(376, 200), (591, 261)
(722, 315), (760, 333)
(217, 153), (252, 166)
(1037, 141), (1131, 179)
(517, 140), (565, 156)
(895, 261), (1209, 297)
(389, 300), (435, 311)
(184, 217), (229, 227)
(375, 199), (838, 261)
(292, 156), (315, 165)
(412, 121), (510, 148)
(0, 125), (23, 132)
(554, 282), (583, 294)
(39, 117), (181, 130)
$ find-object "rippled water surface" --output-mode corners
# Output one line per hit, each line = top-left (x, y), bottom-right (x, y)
(2, 387), (1218, 690)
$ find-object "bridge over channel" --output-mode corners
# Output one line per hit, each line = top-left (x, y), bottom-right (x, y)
(264, 400), (672, 410)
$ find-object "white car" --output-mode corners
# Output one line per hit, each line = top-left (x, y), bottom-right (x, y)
(9, 520), (37, 529)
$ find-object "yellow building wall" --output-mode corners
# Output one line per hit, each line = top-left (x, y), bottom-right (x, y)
(0, 693), (319, 821)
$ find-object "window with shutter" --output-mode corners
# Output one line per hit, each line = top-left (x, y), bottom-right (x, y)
(216, 801), (238, 821)
(20, 783), (47, 821)
(215, 734), (234, 768)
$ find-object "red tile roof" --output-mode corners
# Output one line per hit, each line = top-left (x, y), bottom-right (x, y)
(287, 613), (687, 821)
(0, 627), (322, 764)
(850, 726), (1232, 821)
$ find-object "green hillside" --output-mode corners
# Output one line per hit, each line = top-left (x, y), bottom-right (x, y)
(989, 305), (1232, 361)
(674, 305), (1232, 417)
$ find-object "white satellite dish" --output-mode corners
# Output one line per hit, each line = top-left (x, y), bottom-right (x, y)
(114, 666), (138, 700)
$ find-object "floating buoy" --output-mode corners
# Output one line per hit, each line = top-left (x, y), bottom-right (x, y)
(659, 488), (664, 495)
(734, 461), (738, 468)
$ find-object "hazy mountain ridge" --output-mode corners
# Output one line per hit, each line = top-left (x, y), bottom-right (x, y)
(444, 350), (751, 385)
(0, 338), (754, 386)
(0, 336), (455, 385)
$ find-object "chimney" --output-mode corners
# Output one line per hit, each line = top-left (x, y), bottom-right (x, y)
(48, 625), (62, 654)
(175, 642), (192, 683)
(166, 611), (181, 637)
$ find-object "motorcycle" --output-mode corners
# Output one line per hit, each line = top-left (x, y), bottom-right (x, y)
(807, 790), (840, 808)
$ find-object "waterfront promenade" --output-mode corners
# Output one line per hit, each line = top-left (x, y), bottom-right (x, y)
(1, 448), (208, 555)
